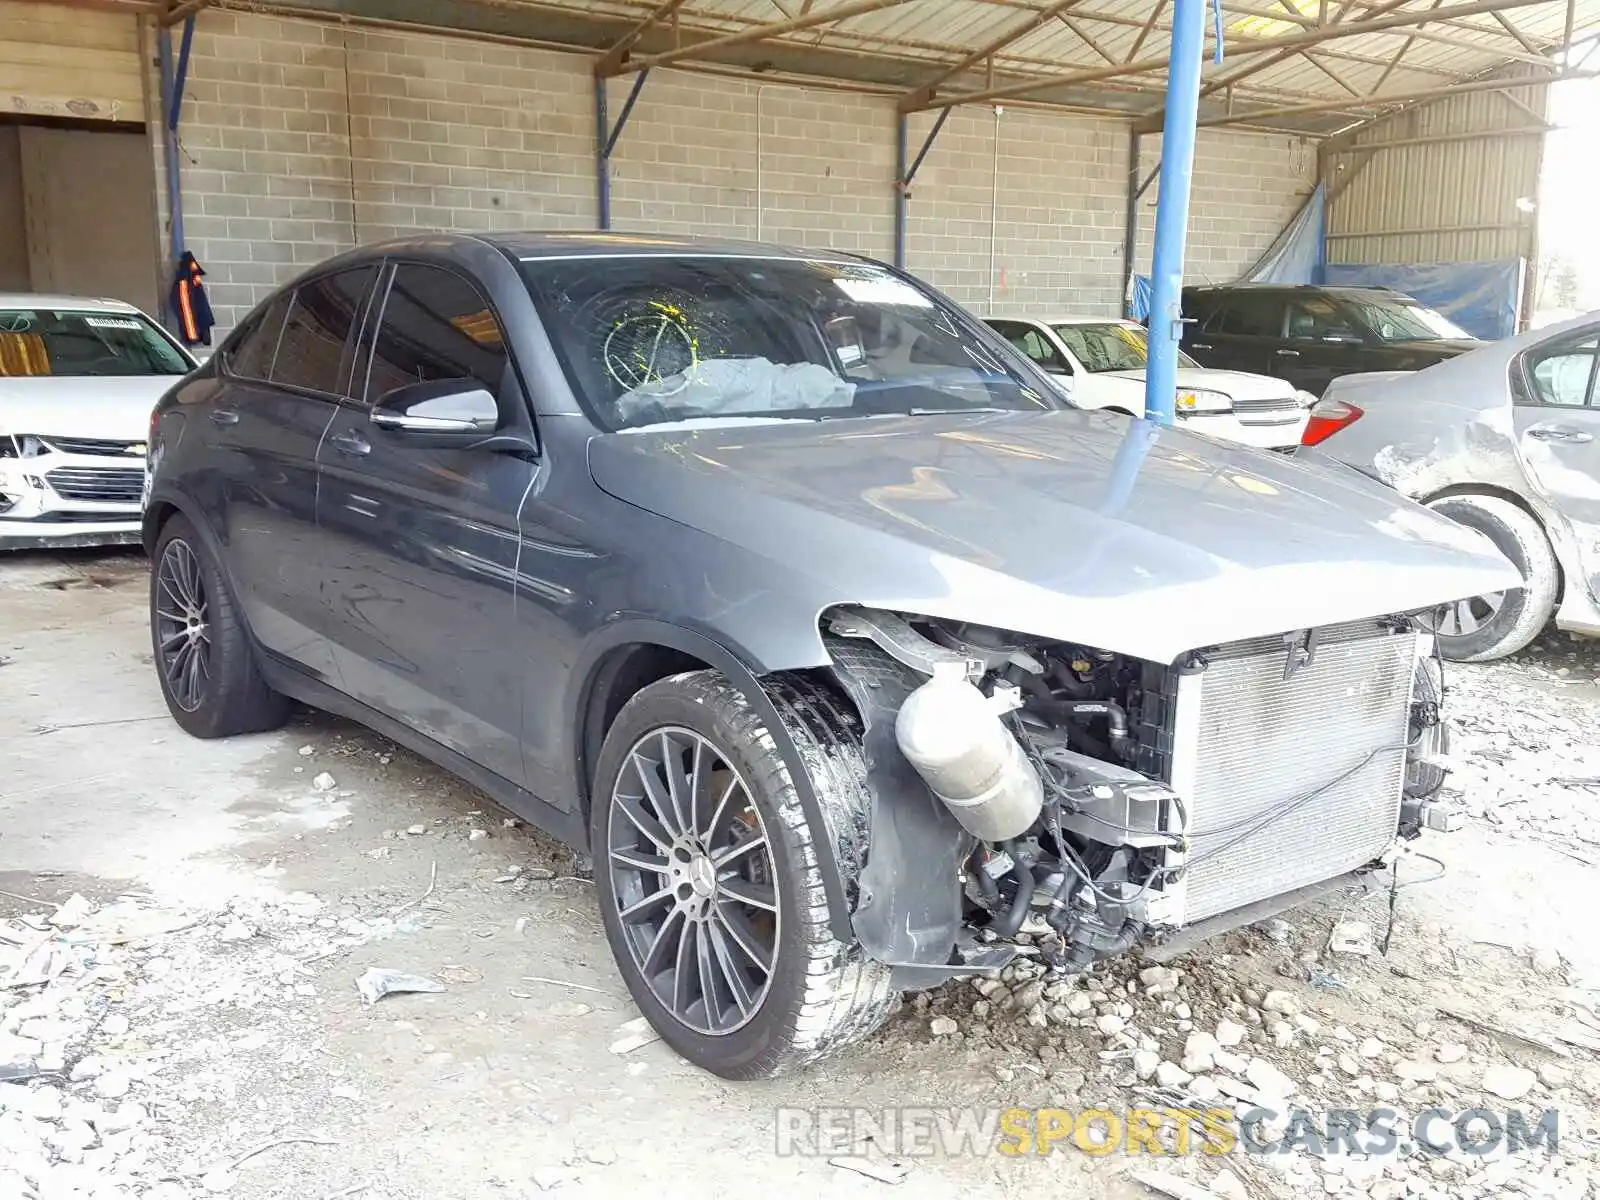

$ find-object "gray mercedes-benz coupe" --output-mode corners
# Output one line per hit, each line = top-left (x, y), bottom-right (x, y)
(143, 233), (1515, 1078)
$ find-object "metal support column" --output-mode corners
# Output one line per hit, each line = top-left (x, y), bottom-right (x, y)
(157, 14), (196, 330)
(1121, 128), (1141, 317)
(594, 69), (650, 231)
(1142, 0), (1208, 426)
(892, 108), (949, 270)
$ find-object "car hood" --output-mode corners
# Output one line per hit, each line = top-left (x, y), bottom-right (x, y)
(0, 376), (177, 439)
(1101, 367), (1300, 400)
(588, 409), (1518, 663)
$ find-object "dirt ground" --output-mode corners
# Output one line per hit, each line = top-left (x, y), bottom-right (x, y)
(4, 548), (1600, 1200)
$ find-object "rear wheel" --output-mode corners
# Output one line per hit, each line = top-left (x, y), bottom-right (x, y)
(150, 515), (289, 738)
(1423, 495), (1558, 663)
(590, 671), (895, 1078)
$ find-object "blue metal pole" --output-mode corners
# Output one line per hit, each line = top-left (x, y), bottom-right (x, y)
(1142, 0), (1208, 427)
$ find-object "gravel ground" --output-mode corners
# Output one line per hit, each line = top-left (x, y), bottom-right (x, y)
(3, 550), (1600, 1200)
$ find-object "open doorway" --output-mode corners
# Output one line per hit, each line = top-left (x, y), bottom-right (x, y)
(0, 117), (162, 316)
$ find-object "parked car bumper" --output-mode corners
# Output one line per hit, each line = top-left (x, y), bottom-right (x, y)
(0, 451), (146, 550)
(1181, 409), (1308, 450)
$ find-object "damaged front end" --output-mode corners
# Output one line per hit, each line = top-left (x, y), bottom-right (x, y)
(821, 605), (1450, 989)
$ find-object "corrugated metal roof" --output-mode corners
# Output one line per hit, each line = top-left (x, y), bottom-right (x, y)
(235, 0), (1600, 132)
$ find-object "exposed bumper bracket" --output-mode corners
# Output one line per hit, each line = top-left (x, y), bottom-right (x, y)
(1141, 868), (1382, 962)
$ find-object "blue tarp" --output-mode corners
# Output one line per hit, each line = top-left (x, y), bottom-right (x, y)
(1129, 183), (1325, 319)
(1244, 183), (1326, 285)
(1319, 260), (1524, 341)
(1128, 274), (1153, 321)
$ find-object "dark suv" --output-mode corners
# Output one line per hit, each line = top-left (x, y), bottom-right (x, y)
(1180, 285), (1479, 396)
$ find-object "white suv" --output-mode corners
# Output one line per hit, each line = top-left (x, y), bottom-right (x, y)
(0, 296), (196, 549)
(987, 315), (1313, 450)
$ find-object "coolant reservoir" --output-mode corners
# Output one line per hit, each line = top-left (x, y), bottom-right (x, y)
(895, 668), (1044, 843)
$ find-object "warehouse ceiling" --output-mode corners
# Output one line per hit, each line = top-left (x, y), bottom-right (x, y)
(119, 0), (1600, 133)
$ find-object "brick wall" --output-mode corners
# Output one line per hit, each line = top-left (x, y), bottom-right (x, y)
(1133, 128), (1318, 290)
(149, 10), (1310, 335)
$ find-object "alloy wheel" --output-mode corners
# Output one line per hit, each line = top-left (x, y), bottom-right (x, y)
(606, 727), (779, 1036)
(155, 537), (212, 712)
(1428, 590), (1506, 638)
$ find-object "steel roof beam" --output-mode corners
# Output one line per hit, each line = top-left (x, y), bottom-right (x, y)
(911, 0), (1553, 112)
(1194, 64), (1589, 124)
(902, 0), (1084, 109)
(604, 0), (917, 77)
(596, 0), (690, 76)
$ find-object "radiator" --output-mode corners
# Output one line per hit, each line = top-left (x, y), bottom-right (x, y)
(1176, 619), (1416, 924)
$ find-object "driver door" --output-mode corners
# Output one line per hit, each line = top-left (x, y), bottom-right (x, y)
(316, 260), (538, 784)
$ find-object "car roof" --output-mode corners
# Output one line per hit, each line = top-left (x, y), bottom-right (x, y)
(0, 294), (146, 314)
(374, 230), (866, 264)
(988, 315), (1137, 327)
(1183, 283), (1408, 300)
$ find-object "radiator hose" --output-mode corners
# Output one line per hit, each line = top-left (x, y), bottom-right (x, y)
(988, 840), (1034, 937)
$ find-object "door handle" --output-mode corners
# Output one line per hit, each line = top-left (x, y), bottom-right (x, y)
(1527, 423), (1593, 444)
(328, 430), (371, 457)
(1189, 342), (1213, 351)
(209, 408), (239, 426)
(1274, 348), (1301, 358)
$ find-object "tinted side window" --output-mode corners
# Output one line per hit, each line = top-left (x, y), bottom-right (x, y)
(364, 263), (508, 403)
(992, 324), (1068, 372)
(228, 293), (291, 380)
(270, 267), (377, 396)
(1216, 294), (1284, 337)
(1287, 296), (1358, 341)
(1524, 335), (1600, 407)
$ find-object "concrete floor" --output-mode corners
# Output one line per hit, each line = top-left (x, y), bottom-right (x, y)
(3, 547), (1598, 1200)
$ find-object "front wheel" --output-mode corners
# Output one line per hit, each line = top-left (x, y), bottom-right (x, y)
(590, 671), (895, 1078)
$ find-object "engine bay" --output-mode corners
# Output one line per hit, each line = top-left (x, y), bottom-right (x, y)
(824, 604), (1446, 980)
(827, 606), (1189, 973)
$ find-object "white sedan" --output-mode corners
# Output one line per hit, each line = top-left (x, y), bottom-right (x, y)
(1, 296), (197, 549)
(986, 315), (1313, 450)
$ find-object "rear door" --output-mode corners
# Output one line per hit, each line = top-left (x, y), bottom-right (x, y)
(1281, 294), (1370, 395)
(1187, 291), (1285, 376)
(1512, 328), (1600, 596)
(204, 266), (378, 680)
(316, 260), (537, 784)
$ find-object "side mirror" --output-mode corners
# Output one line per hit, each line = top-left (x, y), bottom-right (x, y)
(370, 379), (499, 444)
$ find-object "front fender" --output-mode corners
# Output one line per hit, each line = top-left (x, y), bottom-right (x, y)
(564, 617), (855, 945)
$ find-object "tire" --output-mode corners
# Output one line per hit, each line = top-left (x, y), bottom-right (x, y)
(150, 514), (290, 738)
(590, 670), (896, 1079)
(1425, 494), (1558, 663)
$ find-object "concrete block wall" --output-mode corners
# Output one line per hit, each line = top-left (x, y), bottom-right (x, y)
(148, 9), (1310, 336)
(904, 105), (1128, 314)
(1133, 128), (1318, 289)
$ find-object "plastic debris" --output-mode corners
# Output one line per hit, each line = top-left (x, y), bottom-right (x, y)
(829, 1155), (911, 1185)
(312, 772), (336, 791)
(608, 1016), (660, 1055)
(1329, 919), (1376, 956)
(355, 968), (445, 1006)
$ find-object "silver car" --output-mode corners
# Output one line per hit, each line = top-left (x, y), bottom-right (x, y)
(0, 295), (197, 550)
(1308, 311), (1600, 661)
